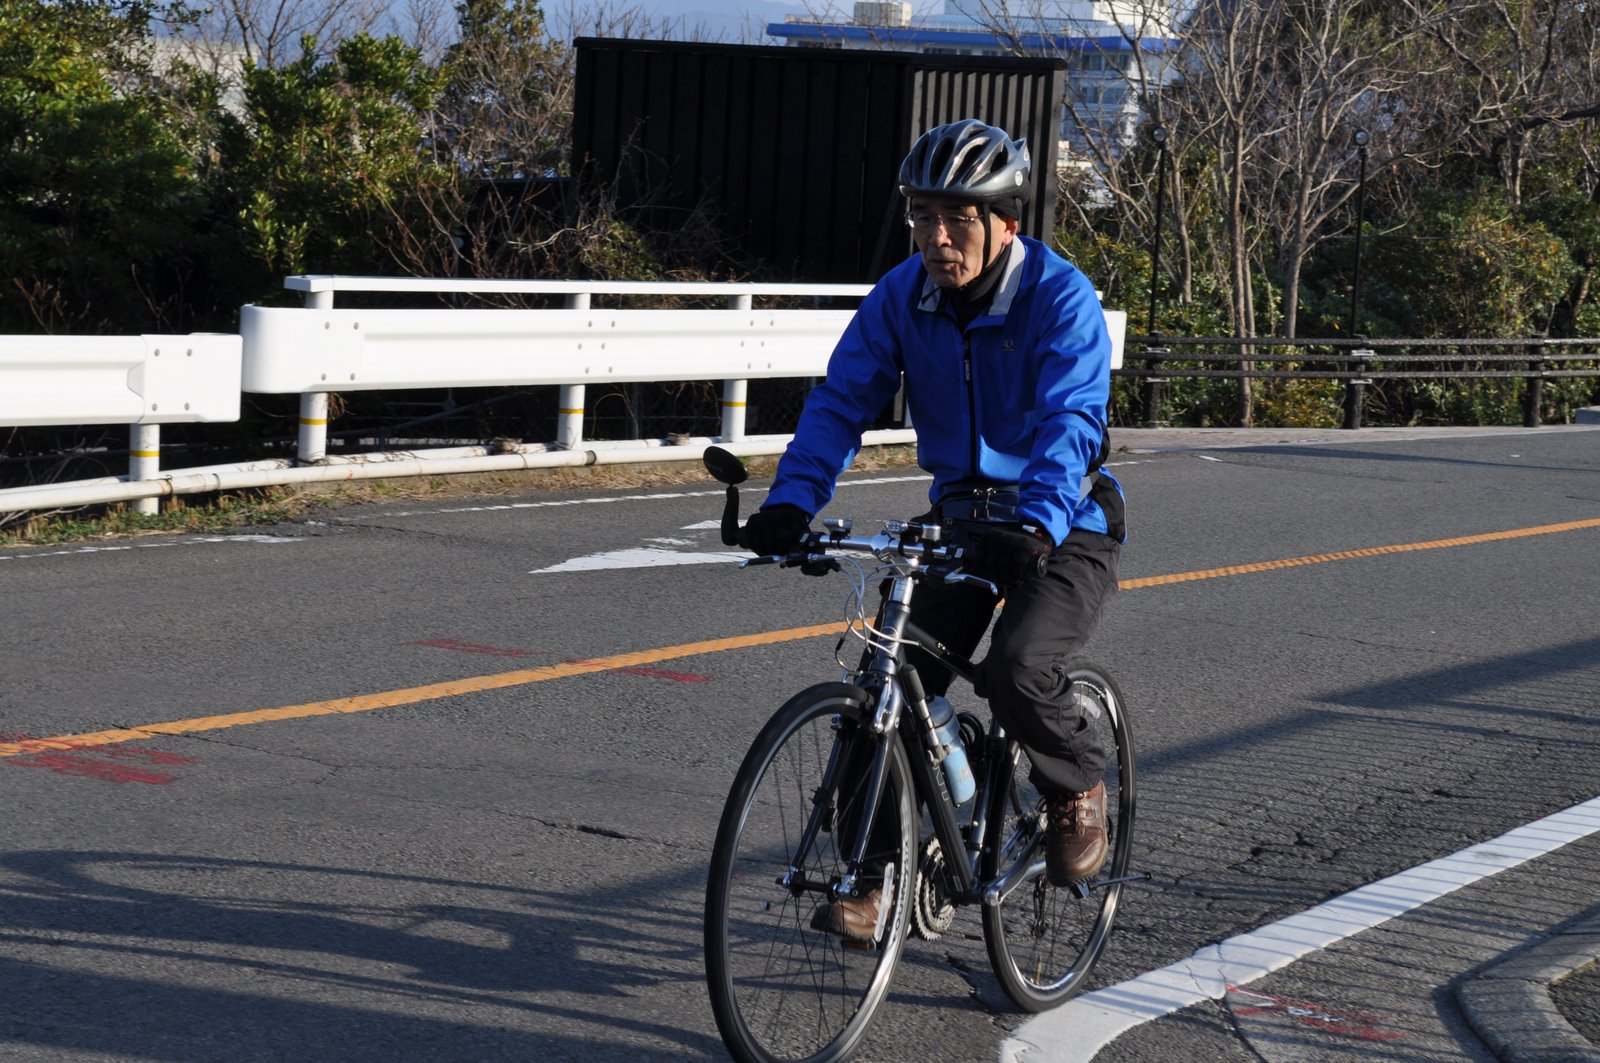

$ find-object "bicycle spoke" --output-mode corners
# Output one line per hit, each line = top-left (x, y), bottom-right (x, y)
(706, 689), (915, 1062)
(982, 660), (1136, 1012)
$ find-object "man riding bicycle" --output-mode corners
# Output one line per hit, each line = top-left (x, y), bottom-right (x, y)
(739, 118), (1126, 940)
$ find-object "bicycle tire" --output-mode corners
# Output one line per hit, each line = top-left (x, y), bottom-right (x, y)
(704, 683), (918, 1063)
(980, 658), (1136, 1012)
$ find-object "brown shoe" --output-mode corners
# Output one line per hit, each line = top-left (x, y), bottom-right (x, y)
(810, 886), (885, 942)
(1045, 781), (1107, 886)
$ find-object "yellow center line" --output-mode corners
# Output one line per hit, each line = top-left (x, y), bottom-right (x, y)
(0, 624), (843, 758)
(6, 515), (1597, 758)
(1121, 516), (1600, 588)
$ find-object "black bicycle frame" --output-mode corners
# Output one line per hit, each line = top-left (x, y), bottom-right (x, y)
(797, 569), (1021, 908)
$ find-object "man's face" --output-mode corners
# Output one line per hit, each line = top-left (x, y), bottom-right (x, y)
(908, 198), (1018, 290)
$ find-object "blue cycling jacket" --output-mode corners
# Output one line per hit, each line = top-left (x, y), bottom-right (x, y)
(765, 235), (1124, 545)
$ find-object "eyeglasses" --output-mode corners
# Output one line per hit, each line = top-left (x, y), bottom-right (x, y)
(904, 209), (986, 234)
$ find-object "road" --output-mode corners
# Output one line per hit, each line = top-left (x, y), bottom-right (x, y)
(2, 425), (1598, 1062)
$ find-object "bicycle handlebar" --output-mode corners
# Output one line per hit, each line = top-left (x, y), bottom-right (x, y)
(700, 445), (1028, 595)
(739, 520), (1003, 596)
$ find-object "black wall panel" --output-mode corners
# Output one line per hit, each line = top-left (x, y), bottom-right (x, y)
(572, 38), (1065, 282)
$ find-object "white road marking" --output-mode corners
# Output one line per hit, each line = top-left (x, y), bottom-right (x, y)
(528, 475), (940, 573)
(355, 473), (936, 520)
(0, 534), (303, 563)
(1000, 794), (1600, 1062)
(531, 548), (746, 573)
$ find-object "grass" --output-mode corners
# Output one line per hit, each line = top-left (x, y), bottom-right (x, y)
(0, 445), (921, 548)
(0, 489), (326, 547)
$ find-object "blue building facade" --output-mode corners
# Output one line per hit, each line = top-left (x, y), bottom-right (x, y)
(767, 2), (1178, 157)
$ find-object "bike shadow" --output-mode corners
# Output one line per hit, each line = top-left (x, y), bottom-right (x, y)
(0, 848), (723, 1061)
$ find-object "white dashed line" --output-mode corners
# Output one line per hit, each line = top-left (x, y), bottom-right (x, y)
(344, 474), (935, 519)
(0, 534), (303, 563)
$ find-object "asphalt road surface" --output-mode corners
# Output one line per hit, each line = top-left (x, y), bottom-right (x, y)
(3, 425), (1598, 1062)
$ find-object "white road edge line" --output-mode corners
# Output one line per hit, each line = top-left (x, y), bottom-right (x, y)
(1001, 793), (1600, 1063)
(0, 534), (303, 562)
(363, 474), (937, 518)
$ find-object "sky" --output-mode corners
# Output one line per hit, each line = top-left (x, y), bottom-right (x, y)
(546, 0), (949, 45)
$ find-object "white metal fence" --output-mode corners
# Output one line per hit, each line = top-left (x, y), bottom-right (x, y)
(0, 275), (1128, 515)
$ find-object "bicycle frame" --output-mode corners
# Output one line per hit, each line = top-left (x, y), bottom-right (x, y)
(798, 563), (1029, 910)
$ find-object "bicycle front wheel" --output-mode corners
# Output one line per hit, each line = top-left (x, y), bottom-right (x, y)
(981, 658), (1136, 1012)
(704, 683), (918, 1063)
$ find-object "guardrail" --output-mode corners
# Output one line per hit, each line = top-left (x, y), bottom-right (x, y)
(250, 278), (868, 461)
(270, 275), (1125, 460)
(0, 276), (1129, 518)
(1126, 336), (1600, 429)
(0, 334), (241, 514)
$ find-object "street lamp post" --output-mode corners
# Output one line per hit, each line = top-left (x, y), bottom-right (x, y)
(1147, 125), (1168, 335)
(1143, 125), (1169, 427)
(1346, 129), (1369, 336)
(1343, 129), (1370, 430)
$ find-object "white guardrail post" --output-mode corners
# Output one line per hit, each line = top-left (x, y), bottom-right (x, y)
(558, 292), (589, 448)
(722, 292), (753, 442)
(129, 424), (160, 515)
(298, 287), (333, 464)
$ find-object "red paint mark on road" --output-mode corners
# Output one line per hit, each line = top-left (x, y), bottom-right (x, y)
(406, 638), (712, 682)
(616, 666), (712, 683)
(0, 732), (195, 784)
(401, 638), (536, 657)
(1227, 985), (1405, 1041)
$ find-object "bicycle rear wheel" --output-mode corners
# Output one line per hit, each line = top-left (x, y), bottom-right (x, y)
(981, 658), (1135, 1012)
(704, 683), (917, 1063)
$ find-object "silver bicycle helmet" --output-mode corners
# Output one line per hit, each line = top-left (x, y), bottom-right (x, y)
(898, 119), (1031, 216)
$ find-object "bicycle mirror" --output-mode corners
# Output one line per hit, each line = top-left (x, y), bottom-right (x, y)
(703, 446), (749, 486)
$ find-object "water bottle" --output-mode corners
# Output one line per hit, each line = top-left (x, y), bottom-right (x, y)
(926, 694), (975, 805)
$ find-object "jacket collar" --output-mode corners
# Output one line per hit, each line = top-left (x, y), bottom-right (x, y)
(916, 237), (1028, 317)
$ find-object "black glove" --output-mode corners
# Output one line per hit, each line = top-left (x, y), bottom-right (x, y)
(739, 504), (812, 556)
(965, 523), (1052, 588)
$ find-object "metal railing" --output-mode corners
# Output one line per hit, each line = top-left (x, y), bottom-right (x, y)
(1122, 336), (1600, 429)
(5, 275), (1594, 519)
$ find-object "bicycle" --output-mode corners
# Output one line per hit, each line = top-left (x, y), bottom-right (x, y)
(699, 447), (1143, 1063)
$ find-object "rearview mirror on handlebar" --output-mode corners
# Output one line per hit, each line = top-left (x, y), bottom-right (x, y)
(702, 446), (748, 486)
(703, 446), (750, 547)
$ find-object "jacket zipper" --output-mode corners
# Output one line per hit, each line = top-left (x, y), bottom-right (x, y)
(962, 332), (978, 477)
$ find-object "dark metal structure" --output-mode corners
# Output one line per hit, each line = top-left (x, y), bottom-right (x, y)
(571, 37), (1066, 283)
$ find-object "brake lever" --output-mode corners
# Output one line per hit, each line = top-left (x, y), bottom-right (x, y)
(738, 555), (782, 568)
(943, 571), (1001, 595)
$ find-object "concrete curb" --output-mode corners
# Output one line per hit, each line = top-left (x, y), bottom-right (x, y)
(1457, 908), (1600, 1063)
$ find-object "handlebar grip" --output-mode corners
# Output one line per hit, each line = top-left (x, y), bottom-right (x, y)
(739, 555), (781, 567)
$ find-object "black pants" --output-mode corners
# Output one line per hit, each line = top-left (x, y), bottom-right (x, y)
(904, 527), (1121, 794)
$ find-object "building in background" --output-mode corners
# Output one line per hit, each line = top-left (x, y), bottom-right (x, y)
(768, 1), (1178, 159)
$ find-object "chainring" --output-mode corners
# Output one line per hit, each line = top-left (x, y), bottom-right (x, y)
(912, 836), (957, 941)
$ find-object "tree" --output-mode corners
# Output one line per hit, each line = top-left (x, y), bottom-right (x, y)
(171, 0), (391, 70)
(439, 0), (570, 181)
(1407, 0), (1600, 206)
(0, 0), (212, 332)
(212, 32), (457, 286)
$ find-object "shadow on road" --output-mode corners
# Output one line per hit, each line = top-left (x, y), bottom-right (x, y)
(0, 849), (724, 1061)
